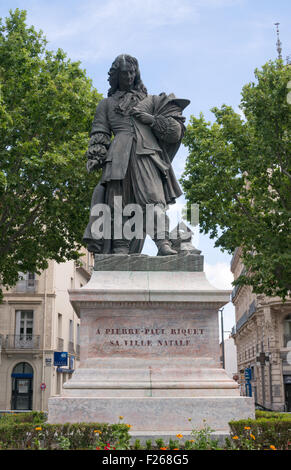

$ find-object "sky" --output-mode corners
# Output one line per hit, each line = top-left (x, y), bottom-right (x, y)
(1, 0), (290, 335)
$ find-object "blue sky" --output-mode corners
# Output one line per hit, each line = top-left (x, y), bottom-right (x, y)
(1, 0), (290, 333)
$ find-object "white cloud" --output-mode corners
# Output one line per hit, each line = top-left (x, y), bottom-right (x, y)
(24, 0), (243, 63)
(25, 0), (198, 62)
(204, 261), (233, 290)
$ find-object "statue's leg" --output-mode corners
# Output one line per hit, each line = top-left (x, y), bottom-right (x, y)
(83, 183), (106, 253)
(152, 204), (177, 256)
(105, 180), (130, 255)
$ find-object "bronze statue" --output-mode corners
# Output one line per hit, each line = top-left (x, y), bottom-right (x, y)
(83, 54), (190, 256)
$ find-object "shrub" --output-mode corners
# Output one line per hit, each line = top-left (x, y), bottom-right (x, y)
(0, 411), (47, 425)
(133, 439), (143, 450)
(255, 410), (291, 420)
(228, 417), (291, 450)
(0, 422), (130, 450)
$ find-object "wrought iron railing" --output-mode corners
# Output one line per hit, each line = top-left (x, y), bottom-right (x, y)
(4, 335), (40, 349)
(13, 280), (38, 293)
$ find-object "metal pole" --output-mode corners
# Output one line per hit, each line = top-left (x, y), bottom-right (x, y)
(220, 308), (225, 369)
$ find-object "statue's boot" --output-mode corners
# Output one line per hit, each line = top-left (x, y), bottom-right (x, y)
(152, 205), (177, 256)
(156, 240), (178, 256)
(112, 239), (130, 255)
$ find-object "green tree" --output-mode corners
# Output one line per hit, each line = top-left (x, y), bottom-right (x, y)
(181, 60), (291, 299)
(0, 9), (102, 298)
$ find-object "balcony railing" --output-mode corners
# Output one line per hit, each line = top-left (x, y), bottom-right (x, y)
(4, 335), (40, 349)
(234, 300), (257, 334)
(13, 280), (38, 293)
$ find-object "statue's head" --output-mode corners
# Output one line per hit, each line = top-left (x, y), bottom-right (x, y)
(107, 54), (147, 96)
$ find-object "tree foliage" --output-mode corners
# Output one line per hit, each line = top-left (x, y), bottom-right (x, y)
(181, 60), (291, 299)
(0, 9), (102, 296)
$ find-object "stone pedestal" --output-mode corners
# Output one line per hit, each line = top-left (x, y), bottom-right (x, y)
(48, 254), (254, 431)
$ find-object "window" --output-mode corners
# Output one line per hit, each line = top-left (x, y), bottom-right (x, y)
(251, 366), (255, 379)
(16, 311), (33, 336)
(13, 362), (33, 374)
(77, 324), (80, 346)
(15, 273), (36, 292)
(283, 314), (291, 347)
(15, 311), (34, 348)
(58, 314), (62, 338)
(27, 273), (35, 287)
(69, 320), (73, 343)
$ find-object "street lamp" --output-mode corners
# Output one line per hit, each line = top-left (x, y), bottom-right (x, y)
(219, 308), (225, 369)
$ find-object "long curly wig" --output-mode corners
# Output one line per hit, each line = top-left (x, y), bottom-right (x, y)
(107, 54), (147, 97)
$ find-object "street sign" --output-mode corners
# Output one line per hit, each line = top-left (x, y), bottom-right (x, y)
(244, 368), (252, 381)
(54, 352), (68, 367)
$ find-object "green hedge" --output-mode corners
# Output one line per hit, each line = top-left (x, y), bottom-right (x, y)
(0, 411), (47, 425)
(0, 422), (130, 450)
(255, 410), (291, 420)
(228, 417), (291, 450)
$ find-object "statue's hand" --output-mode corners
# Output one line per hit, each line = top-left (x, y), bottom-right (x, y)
(87, 158), (103, 173)
(132, 110), (154, 126)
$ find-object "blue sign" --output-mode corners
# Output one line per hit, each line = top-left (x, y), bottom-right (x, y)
(245, 382), (252, 397)
(244, 368), (252, 381)
(56, 367), (75, 374)
(54, 352), (68, 366)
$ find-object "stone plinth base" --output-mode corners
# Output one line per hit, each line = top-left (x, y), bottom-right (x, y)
(48, 262), (255, 431)
(48, 396), (253, 432)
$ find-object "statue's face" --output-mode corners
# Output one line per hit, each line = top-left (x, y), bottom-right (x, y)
(118, 62), (136, 91)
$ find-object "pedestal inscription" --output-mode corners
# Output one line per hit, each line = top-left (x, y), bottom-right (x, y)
(82, 305), (219, 362)
(98, 327), (204, 347)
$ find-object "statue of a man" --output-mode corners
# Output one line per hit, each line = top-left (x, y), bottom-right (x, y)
(83, 54), (190, 256)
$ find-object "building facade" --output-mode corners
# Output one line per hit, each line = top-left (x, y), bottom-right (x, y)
(0, 250), (93, 412)
(220, 336), (238, 381)
(231, 248), (291, 411)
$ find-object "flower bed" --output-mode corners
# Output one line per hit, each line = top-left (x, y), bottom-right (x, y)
(228, 414), (291, 450)
(0, 412), (290, 450)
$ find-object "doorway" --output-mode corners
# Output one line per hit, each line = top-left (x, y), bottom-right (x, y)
(285, 384), (291, 412)
(11, 362), (33, 410)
